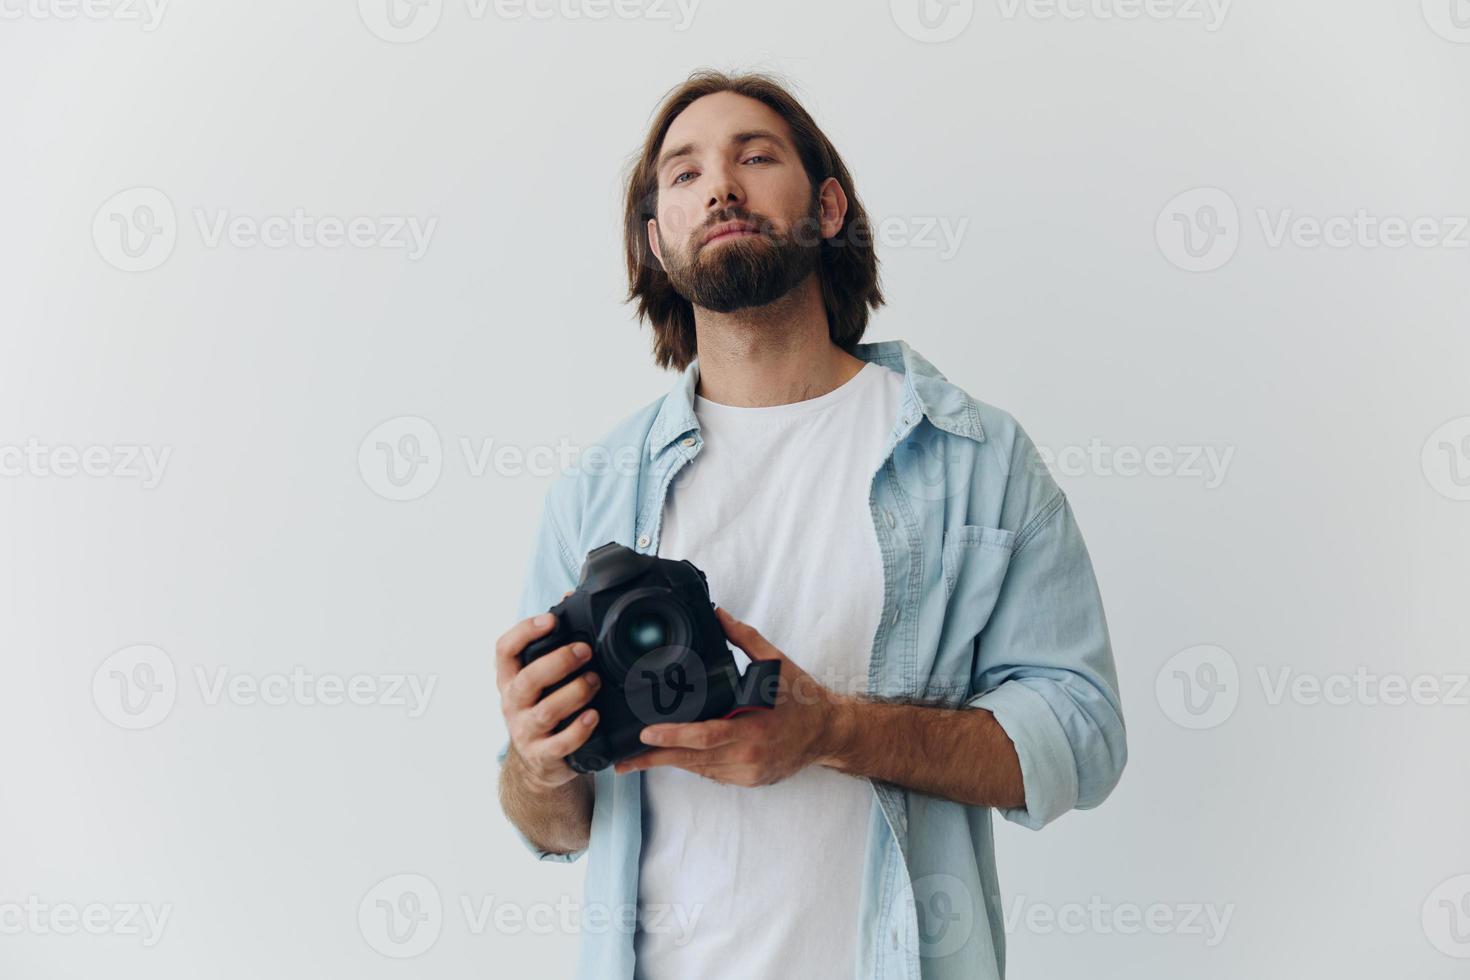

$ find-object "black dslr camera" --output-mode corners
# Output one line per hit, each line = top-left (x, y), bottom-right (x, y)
(519, 541), (781, 774)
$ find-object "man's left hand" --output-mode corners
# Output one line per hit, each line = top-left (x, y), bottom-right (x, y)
(613, 605), (850, 786)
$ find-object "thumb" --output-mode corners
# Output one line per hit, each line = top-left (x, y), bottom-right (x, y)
(714, 605), (784, 661)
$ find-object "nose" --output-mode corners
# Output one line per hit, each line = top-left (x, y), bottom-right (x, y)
(702, 158), (744, 216)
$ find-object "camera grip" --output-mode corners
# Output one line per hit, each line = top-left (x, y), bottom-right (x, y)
(720, 659), (781, 719)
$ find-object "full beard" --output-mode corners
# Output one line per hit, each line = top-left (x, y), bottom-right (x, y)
(662, 208), (822, 314)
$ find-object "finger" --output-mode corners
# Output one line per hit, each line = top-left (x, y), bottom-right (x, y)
(523, 670), (602, 738)
(615, 745), (741, 774)
(640, 719), (738, 750)
(536, 708), (600, 759)
(617, 759), (742, 783)
(494, 613), (559, 691)
(714, 605), (782, 661)
(508, 641), (592, 709)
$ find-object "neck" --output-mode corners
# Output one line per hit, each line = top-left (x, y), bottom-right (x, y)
(690, 274), (866, 407)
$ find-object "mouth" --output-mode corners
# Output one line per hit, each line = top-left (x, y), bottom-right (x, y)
(702, 222), (761, 247)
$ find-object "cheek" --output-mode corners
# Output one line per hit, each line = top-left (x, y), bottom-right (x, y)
(658, 198), (702, 244)
(766, 199), (820, 243)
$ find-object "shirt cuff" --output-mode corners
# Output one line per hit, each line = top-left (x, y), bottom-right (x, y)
(967, 680), (1080, 830)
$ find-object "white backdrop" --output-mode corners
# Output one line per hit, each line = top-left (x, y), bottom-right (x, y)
(2, 1), (1468, 977)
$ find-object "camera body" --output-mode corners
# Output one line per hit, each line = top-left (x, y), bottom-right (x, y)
(519, 541), (780, 774)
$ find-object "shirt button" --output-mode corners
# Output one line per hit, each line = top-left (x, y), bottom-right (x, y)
(883, 508), (896, 528)
(890, 605), (901, 626)
(680, 436), (696, 448)
(636, 535), (650, 549)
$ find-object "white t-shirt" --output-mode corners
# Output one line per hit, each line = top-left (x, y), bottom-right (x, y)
(634, 360), (906, 980)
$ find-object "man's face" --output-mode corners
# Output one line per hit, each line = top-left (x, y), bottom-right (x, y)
(647, 92), (830, 314)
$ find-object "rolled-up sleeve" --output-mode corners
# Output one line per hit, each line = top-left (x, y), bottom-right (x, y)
(496, 485), (588, 862)
(967, 488), (1127, 830)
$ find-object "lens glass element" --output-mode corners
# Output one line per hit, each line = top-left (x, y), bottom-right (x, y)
(624, 612), (669, 654)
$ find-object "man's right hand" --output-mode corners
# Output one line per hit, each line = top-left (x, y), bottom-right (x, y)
(496, 599), (603, 791)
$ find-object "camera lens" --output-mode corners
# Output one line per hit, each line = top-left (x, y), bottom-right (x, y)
(600, 589), (694, 678)
(624, 612), (668, 654)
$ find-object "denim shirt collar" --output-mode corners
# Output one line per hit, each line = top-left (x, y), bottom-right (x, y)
(645, 338), (987, 460)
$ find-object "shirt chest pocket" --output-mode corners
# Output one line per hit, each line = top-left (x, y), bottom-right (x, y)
(939, 523), (1017, 644)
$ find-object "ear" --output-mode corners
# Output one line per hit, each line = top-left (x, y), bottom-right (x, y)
(646, 217), (663, 266)
(816, 176), (849, 242)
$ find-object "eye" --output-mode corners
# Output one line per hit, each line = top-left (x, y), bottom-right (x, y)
(671, 155), (773, 186)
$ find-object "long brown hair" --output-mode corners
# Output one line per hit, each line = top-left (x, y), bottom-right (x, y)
(622, 69), (885, 371)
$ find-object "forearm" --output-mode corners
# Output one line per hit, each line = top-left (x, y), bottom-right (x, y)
(498, 744), (594, 855)
(816, 695), (1025, 809)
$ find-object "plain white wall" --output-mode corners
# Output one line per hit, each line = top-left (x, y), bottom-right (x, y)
(2, 1), (1467, 977)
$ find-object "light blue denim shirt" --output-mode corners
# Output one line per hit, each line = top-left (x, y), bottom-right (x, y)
(496, 338), (1127, 980)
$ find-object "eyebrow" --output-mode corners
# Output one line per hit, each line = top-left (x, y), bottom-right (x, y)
(655, 129), (787, 178)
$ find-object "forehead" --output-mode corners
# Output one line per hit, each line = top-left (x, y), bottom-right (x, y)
(660, 91), (792, 157)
